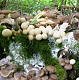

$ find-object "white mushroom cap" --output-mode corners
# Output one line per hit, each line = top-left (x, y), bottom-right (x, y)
(21, 21), (29, 29)
(20, 17), (26, 23)
(76, 77), (79, 80)
(28, 25), (35, 29)
(29, 29), (35, 35)
(34, 28), (41, 35)
(48, 30), (53, 36)
(27, 27), (31, 33)
(60, 31), (66, 37)
(42, 33), (47, 39)
(46, 25), (52, 31)
(53, 30), (61, 38)
(36, 34), (42, 40)
(70, 59), (76, 65)
(23, 29), (28, 35)
(28, 35), (34, 40)
(2, 29), (12, 37)
(56, 38), (62, 44)
(41, 28), (48, 34)
(39, 26), (45, 30)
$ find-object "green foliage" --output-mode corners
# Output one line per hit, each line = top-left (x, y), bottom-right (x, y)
(14, 34), (67, 79)
(14, 34), (34, 59)
(32, 39), (58, 65)
(0, 0), (78, 14)
(14, 34), (58, 65)
(55, 64), (67, 80)
(4, 0), (53, 13)
(75, 61), (79, 78)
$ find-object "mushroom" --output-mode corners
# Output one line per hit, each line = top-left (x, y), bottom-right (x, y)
(0, 62), (16, 78)
(46, 25), (52, 30)
(34, 28), (41, 35)
(70, 59), (76, 65)
(21, 21), (29, 29)
(53, 30), (61, 38)
(1, 18), (15, 26)
(42, 33), (47, 39)
(64, 64), (72, 70)
(29, 29), (35, 35)
(2, 29), (12, 37)
(11, 11), (20, 19)
(46, 66), (56, 73)
(6, 78), (15, 80)
(41, 76), (48, 80)
(46, 19), (55, 25)
(50, 74), (58, 80)
(28, 35), (34, 40)
(41, 28), (48, 34)
(16, 17), (26, 24)
(0, 10), (12, 14)
(0, 76), (6, 80)
(43, 8), (57, 18)
(36, 34), (42, 40)
(23, 29), (28, 35)
(64, 59), (70, 64)
(60, 31), (66, 37)
(39, 69), (45, 77)
(14, 72), (27, 80)
(39, 21), (46, 26)
(59, 58), (65, 66)
(36, 77), (42, 80)
(0, 67), (14, 77)
(0, 14), (5, 20)
(28, 70), (36, 77)
(56, 38), (62, 44)
(74, 13), (79, 19)
(0, 58), (9, 66)
(19, 17), (26, 23)
(73, 30), (79, 41)
(48, 30), (53, 36)
(28, 25), (35, 29)
(76, 77), (79, 80)
(37, 18), (46, 22)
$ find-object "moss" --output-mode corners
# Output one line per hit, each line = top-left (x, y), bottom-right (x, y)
(14, 34), (34, 59)
(74, 61), (79, 78)
(55, 64), (67, 80)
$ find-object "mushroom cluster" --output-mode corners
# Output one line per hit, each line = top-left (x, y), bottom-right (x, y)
(58, 48), (76, 70)
(31, 7), (66, 28)
(39, 65), (57, 80)
(73, 30), (79, 41)
(14, 66), (57, 80)
(20, 21), (68, 41)
(0, 56), (16, 80)
(0, 56), (58, 80)
(0, 9), (70, 42)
